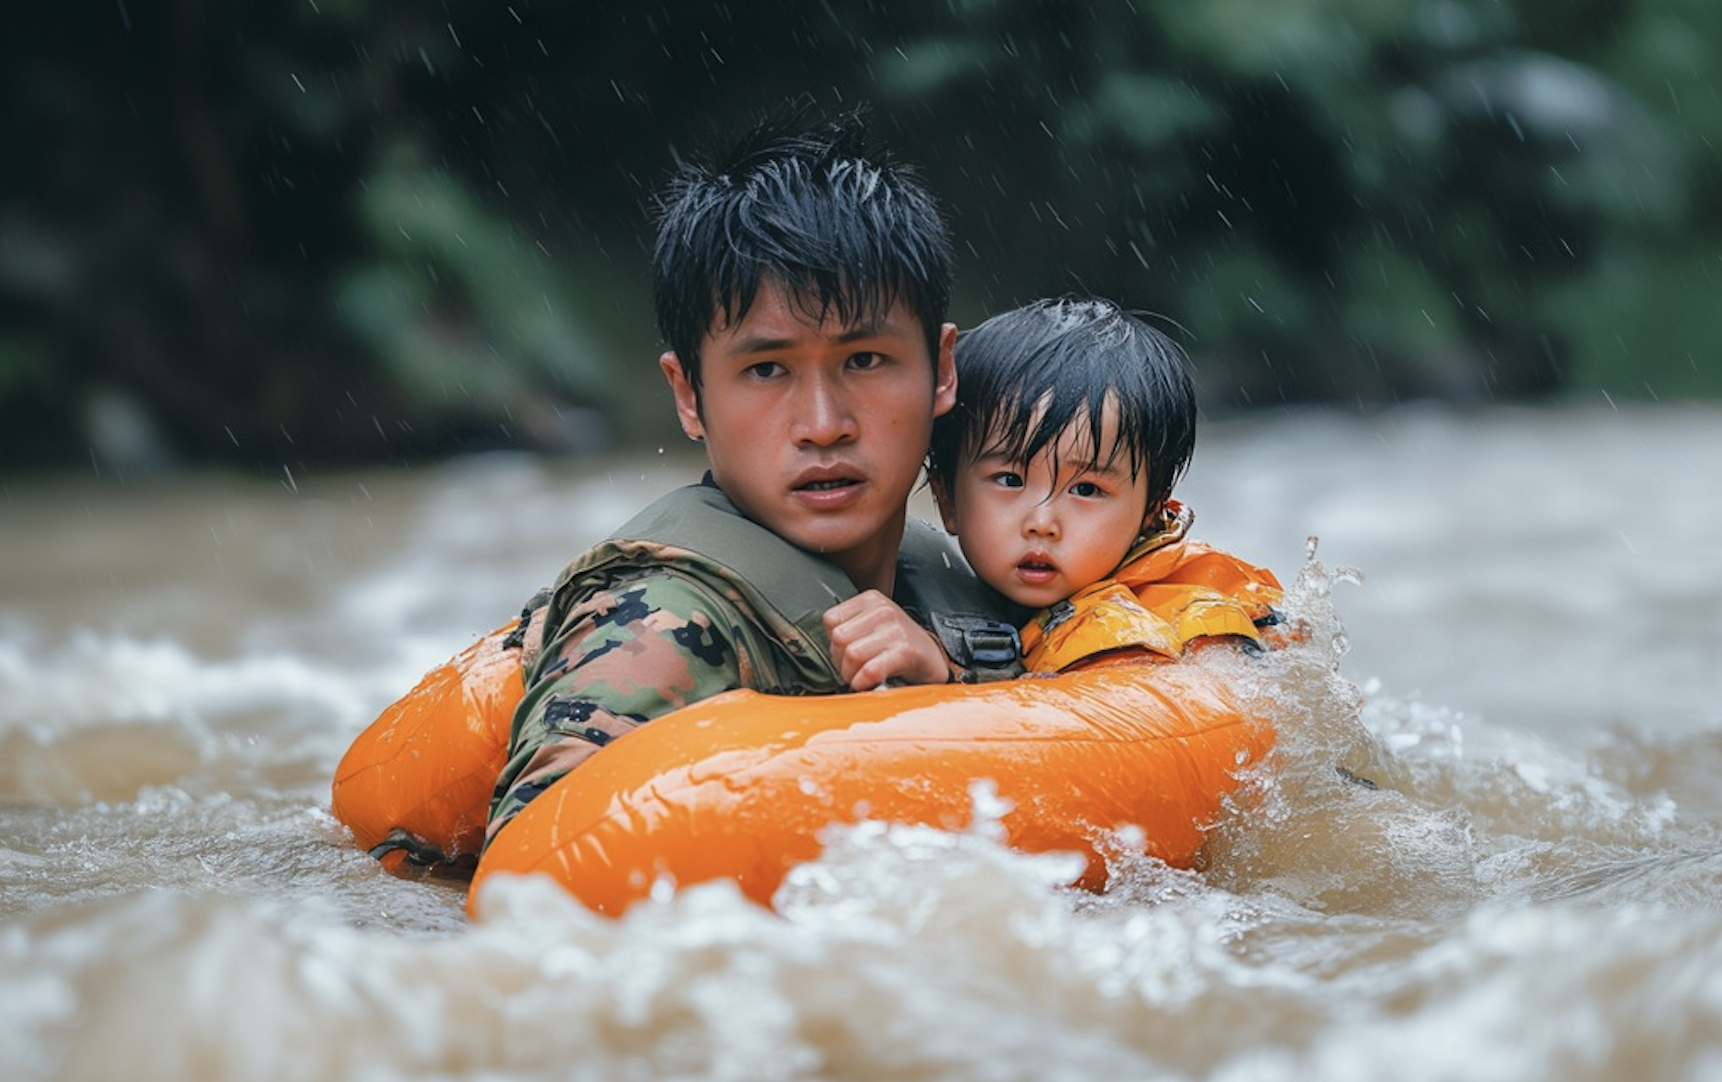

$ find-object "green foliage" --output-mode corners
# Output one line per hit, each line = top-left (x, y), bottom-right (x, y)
(1155, 0), (1413, 86)
(5, 0), (1720, 470)
(1546, 243), (1722, 400)
(1085, 71), (1226, 151)
(0, 336), (54, 397)
(873, 37), (994, 98)
(337, 140), (611, 410)
(911, 0), (1722, 405)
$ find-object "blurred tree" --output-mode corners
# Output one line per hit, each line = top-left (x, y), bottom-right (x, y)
(3, 0), (1717, 474)
(866, 0), (1722, 406)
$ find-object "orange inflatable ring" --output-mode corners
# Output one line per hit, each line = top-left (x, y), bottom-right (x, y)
(331, 620), (523, 874)
(468, 659), (1271, 917)
(331, 625), (1273, 915)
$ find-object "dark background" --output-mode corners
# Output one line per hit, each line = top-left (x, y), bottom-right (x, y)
(5, 0), (1718, 478)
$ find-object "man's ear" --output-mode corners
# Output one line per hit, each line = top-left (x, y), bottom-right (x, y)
(929, 473), (960, 535)
(932, 322), (958, 417)
(659, 351), (703, 440)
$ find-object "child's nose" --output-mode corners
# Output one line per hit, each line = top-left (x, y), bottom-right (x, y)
(1024, 501), (1060, 538)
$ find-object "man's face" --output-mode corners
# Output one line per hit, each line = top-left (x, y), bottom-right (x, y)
(660, 279), (957, 592)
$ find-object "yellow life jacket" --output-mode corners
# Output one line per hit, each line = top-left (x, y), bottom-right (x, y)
(1019, 501), (1283, 673)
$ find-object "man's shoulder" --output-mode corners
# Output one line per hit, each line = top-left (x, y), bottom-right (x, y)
(548, 483), (740, 594)
(528, 569), (742, 696)
(552, 557), (742, 624)
(539, 548), (845, 698)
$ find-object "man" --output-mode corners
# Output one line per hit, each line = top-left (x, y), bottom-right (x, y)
(486, 108), (1020, 843)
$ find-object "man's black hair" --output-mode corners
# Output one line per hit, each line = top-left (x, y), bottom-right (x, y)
(928, 297), (1198, 516)
(650, 105), (952, 395)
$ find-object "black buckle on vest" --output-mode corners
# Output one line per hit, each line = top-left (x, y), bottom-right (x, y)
(960, 620), (1021, 668)
(930, 613), (1024, 682)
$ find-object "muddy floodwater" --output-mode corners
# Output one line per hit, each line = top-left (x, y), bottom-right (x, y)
(3, 402), (1720, 1081)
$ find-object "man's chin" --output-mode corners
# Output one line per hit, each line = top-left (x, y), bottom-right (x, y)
(775, 523), (865, 559)
(765, 510), (887, 561)
(754, 496), (906, 563)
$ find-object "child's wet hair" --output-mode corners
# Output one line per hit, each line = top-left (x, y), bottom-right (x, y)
(929, 296), (1197, 514)
(650, 105), (952, 394)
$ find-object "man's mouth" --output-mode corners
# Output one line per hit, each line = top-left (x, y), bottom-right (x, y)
(798, 478), (857, 491)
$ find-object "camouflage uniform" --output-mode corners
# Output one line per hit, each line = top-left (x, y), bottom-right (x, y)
(486, 479), (1008, 843)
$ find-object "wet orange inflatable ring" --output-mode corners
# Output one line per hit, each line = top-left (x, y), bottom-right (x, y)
(332, 624), (1273, 918)
(331, 621), (525, 876)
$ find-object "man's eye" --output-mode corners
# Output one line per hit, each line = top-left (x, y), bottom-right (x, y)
(745, 361), (783, 379)
(848, 351), (886, 370)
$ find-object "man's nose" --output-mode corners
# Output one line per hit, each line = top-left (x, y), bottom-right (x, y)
(792, 375), (858, 445)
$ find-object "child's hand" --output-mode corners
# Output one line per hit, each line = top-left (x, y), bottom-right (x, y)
(823, 590), (952, 690)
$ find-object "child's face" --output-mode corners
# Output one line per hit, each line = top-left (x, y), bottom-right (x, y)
(661, 277), (958, 592)
(934, 401), (1155, 610)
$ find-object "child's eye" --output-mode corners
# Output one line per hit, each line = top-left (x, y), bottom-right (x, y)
(1071, 480), (1105, 498)
(989, 470), (1025, 489)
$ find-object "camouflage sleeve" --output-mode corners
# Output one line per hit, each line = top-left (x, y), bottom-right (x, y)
(485, 573), (740, 844)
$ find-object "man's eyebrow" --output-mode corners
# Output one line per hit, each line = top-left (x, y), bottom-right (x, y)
(836, 323), (896, 344)
(728, 322), (908, 355)
(728, 334), (796, 355)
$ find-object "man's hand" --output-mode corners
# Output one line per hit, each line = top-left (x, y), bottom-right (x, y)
(824, 590), (951, 690)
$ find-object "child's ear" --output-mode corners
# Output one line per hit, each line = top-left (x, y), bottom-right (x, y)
(929, 474), (960, 534)
(1139, 500), (1166, 537)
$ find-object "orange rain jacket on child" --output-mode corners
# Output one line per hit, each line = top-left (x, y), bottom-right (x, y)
(1020, 501), (1284, 673)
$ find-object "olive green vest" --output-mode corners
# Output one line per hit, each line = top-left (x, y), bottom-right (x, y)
(552, 481), (1020, 693)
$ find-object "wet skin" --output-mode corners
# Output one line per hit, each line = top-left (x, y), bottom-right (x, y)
(660, 279), (957, 595)
(934, 400), (1155, 610)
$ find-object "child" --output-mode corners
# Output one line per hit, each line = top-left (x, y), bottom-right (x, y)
(827, 296), (1282, 682)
